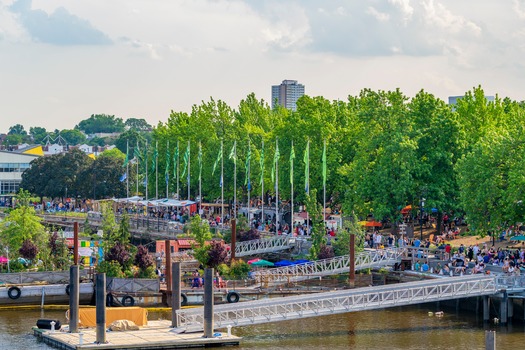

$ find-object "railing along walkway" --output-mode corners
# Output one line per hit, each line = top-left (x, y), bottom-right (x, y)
(233, 236), (297, 257)
(177, 274), (497, 330)
(252, 248), (406, 283)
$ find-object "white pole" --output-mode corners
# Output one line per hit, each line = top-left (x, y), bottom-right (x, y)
(247, 139), (251, 225)
(261, 140), (264, 230)
(199, 142), (202, 215)
(306, 139), (309, 235)
(145, 141), (148, 200)
(291, 140), (294, 233)
(221, 140), (224, 225)
(136, 141), (139, 196)
(275, 138), (279, 234)
(176, 140), (179, 199)
(187, 141), (191, 200)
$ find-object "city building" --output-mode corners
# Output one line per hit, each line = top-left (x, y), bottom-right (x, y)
(0, 150), (40, 203)
(271, 79), (305, 111)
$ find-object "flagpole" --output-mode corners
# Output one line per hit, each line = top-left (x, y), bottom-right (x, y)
(233, 141), (237, 219)
(126, 140), (129, 198)
(136, 141), (139, 196)
(275, 138), (279, 234)
(176, 140), (180, 200)
(261, 140), (264, 230)
(291, 140), (294, 233)
(199, 142), (202, 214)
(155, 141), (158, 199)
(247, 139), (251, 225)
(323, 139), (327, 228)
(306, 139), (310, 236)
(187, 141), (191, 200)
(145, 141), (149, 200)
(166, 140), (169, 198)
(221, 140), (224, 226)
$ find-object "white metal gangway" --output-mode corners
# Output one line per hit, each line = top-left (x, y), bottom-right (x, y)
(232, 235), (298, 257)
(251, 248), (406, 283)
(177, 275), (497, 330)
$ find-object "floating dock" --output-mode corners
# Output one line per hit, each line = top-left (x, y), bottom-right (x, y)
(33, 320), (241, 350)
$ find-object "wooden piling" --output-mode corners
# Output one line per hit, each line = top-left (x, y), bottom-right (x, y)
(95, 273), (106, 344)
(69, 265), (79, 333)
(171, 262), (181, 328)
(203, 268), (214, 338)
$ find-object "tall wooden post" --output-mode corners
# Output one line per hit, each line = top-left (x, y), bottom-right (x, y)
(349, 234), (355, 286)
(485, 330), (496, 350)
(203, 268), (214, 338)
(95, 273), (106, 344)
(69, 265), (79, 333)
(230, 219), (236, 262)
(73, 222), (79, 265)
(165, 240), (172, 293)
(171, 262), (181, 328)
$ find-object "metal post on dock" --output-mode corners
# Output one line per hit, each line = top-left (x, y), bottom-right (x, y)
(349, 234), (355, 287)
(165, 240), (172, 295)
(231, 219), (237, 262)
(69, 265), (79, 333)
(171, 262), (181, 328)
(485, 330), (496, 350)
(203, 268), (214, 338)
(95, 273), (106, 344)
(507, 297), (514, 320)
(73, 222), (79, 265)
(500, 292), (508, 325)
(483, 296), (490, 322)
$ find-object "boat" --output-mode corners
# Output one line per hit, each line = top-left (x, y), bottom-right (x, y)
(0, 282), (94, 306)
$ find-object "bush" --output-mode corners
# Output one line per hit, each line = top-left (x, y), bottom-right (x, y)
(96, 260), (125, 278)
(239, 228), (260, 242)
(8, 260), (25, 272)
(317, 244), (335, 260)
(229, 259), (251, 280)
(19, 240), (38, 261)
(137, 266), (156, 279)
(134, 245), (154, 271)
(207, 241), (228, 268)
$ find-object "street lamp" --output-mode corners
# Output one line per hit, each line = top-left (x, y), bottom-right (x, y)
(420, 197), (426, 241)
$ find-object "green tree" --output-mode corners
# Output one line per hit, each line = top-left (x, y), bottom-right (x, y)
(8, 123), (27, 136)
(188, 214), (212, 266)
(305, 189), (326, 260)
(76, 114), (125, 134)
(60, 129), (87, 145)
(125, 118), (152, 132)
(0, 189), (46, 256)
(333, 218), (366, 256)
(29, 126), (48, 144)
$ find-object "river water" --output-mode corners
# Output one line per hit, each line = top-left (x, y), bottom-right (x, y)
(1, 305), (523, 349)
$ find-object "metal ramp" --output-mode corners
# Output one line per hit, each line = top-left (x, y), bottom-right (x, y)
(232, 236), (297, 257)
(251, 248), (406, 283)
(177, 275), (497, 330)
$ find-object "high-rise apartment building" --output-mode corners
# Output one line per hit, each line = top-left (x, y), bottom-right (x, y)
(271, 80), (305, 111)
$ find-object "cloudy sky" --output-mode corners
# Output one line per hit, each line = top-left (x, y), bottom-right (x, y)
(1, 0), (524, 133)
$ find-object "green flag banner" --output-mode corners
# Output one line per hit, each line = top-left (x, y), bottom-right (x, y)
(259, 144), (264, 185)
(212, 143), (222, 175)
(322, 141), (327, 184)
(303, 141), (309, 193)
(133, 143), (142, 161)
(290, 142), (295, 185)
(245, 143), (251, 185)
(165, 141), (170, 179)
(198, 142), (203, 181)
(229, 143), (236, 165)
(181, 143), (190, 178)
(172, 142), (179, 175)
(271, 141), (280, 183)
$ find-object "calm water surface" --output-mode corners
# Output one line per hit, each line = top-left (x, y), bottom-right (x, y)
(1, 306), (523, 349)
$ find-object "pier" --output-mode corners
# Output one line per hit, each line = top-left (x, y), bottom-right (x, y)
(33, 320), (241, 349)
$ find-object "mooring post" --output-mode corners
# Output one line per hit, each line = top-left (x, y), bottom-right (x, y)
(171, 262), (181, 328)
(349, 234), (355, 287)
(95, 273), (106, 344)
(69, 265), (79, 333)
(73, 222), (79, 265)
(485, 330), (496, 350)
(483, 296), (490, 322)
(231, 219), (237, 262)
(507, 297), (513, 320)
(203, 268), (214, 338)
(165, 240), (172, 294)
(500, 292), (508, 325)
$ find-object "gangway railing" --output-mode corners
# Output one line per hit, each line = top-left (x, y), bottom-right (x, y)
(177, 274), (497, 330)
(252, 248), (406, 283)
(232, 235), (297, 257)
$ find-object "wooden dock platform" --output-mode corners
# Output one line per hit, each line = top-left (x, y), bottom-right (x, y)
(33, 320), (241, 349)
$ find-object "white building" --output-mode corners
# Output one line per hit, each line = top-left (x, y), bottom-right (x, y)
(0, 151), (39, 197)
(271, 79), (305, 111)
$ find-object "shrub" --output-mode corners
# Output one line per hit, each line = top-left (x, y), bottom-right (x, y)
(317, 244), (335, 260)
(96, 260), (124, 278)
(229, 259), (251, 280)
(207, 241), (228, 268)
(19, 240), (38, 261)
(239, 228), (260, 242)
(134, 245), (154, 271)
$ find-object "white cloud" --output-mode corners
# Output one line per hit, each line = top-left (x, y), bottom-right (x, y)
(366, 6), (390, 22)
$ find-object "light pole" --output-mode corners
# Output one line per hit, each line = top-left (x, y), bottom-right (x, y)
(420, 197), (426, 241)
